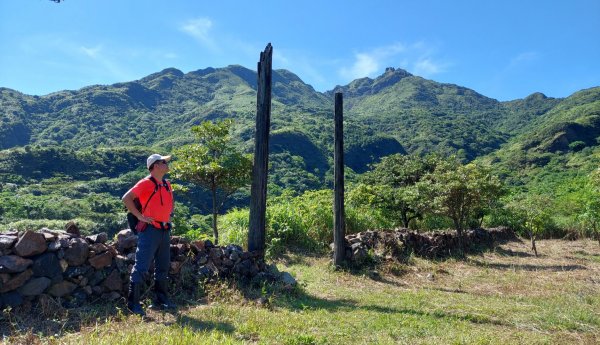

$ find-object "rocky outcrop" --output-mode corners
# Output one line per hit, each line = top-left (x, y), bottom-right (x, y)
(0, 228), (278, 310)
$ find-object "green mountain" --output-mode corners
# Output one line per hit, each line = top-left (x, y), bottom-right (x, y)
(1, 64), (599, 234)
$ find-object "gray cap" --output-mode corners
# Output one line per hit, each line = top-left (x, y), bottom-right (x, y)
(146, 153), (171, 169)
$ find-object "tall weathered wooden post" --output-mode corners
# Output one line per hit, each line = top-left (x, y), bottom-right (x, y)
(333, 92), (345, 266)
(248, 43), (273, 254)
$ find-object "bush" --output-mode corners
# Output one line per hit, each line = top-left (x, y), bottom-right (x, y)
(219, 208), (250, 247)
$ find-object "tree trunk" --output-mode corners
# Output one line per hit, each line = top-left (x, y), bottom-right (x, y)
(454, 218), (464, 251)
(248, 43), (272, 255)
(530, 232), (538, 257)
(401, 211), (409, 229)
(212, 185), (218, 245)
(333, 92), (345, 267)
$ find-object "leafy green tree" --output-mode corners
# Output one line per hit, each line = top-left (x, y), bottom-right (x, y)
(172, 120), (252, 244)
(507, 195), (555, 256)
(360, 154), (439, 228)
(427, 159), (503, 245)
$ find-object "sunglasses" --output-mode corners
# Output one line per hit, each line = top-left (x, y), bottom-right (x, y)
(152, 160), (168, 168)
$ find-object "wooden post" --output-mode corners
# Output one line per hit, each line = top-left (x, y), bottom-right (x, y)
(333, 92), (345, 266)
(248, 43), (273, 254)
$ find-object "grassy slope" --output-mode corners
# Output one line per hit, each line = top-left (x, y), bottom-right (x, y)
(5, 239), (599, 344)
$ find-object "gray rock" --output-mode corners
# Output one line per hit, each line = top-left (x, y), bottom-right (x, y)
(209, 247), (222, 259)
(117, 230), (137, 251)
(89, 270), (106, 286)
(0, 235), (17, 251)
(65, 265), (92, 279)
(88, 251), (113, 269)
(65, 221), (80, 237)
(47, 281), (77, 297)
(32, 253), (62, 278)
(13, 231), (47, 257)
(90, 243), (109, 253)
(102, 270), (123, 291)
(18, 277), (51, 296)
(48, 238), (70, 252)
(0, 255), (33, 273)
(0, 269), (33, 293)
(280, 272), (297, 287)
(41, 232), (56, 241)
(86, 232), (108, 244)
(229, 251), (240, 262)
(64, 238), (89, 266)
(114, 255), (129, 273)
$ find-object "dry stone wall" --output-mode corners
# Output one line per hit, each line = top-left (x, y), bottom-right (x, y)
(0, 225), (279, 310)
(337, 227), (516, 263)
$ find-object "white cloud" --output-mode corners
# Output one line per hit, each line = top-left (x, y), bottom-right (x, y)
(180, 17), (217, 50)
(80, 45), (102, 58)
(339, 53), (379, 80)
(414, 58), (445, 76)
(339, 42), (407, 80)
(78, 44), (134, 81)
(508, 52), (538, 68)
(338, 42), (449, 82)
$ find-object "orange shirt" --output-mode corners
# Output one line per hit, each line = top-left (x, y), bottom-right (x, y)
(129, 177), (174, 224)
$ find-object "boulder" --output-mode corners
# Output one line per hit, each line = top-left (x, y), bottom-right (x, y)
(90, 243), (109, 254)
(64, 265), (92, 279)
(32, 253), (63, 279)
(65, 221), (80, 236)
(64, 238), (89, 266)
(0, 269), (33, 293)
(0, 255), (33, 273)
(116, 230), (137, 251)
(0, 235), (17, 251)
(190, 240), (205, 253)
(47, 281), (77, 297)
(41, 232), (56, 241)
(102, 270), (123, 291)
(13, 231), (47, 257)
(88, 251), (114, 269)
(18, 276), (51, 296)
(86, 232), (108, 244)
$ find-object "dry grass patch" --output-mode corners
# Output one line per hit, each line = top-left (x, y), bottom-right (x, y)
(2, 238), (599, 344)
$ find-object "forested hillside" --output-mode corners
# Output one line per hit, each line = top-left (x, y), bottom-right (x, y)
(0, 65), (599, 239)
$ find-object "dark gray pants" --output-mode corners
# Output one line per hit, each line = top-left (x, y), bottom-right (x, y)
(130, 225), (170, 283)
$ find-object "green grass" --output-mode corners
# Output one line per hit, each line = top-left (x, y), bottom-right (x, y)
(3, 239), (599, 344)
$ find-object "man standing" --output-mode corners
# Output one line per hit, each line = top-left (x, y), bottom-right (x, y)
(122, 153), (176, 316)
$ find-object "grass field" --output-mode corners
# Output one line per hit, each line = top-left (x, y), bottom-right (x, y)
(2, 238), (599, 344)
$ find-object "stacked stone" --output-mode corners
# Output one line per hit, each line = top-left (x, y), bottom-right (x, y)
(0, 224), (275, 311)
(336, 226), (515, 263)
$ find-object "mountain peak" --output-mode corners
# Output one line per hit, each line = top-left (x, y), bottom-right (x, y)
(525, 92), (548, 101)
(328, 67), (413, 97)
(138, 67), (184, 90)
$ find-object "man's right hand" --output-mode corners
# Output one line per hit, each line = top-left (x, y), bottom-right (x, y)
(138, 215), (154, 224)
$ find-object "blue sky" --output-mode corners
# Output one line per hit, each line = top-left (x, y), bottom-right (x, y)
(1, 1), (599, 101)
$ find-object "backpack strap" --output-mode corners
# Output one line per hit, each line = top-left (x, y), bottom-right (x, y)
(142, 176), (161, 212)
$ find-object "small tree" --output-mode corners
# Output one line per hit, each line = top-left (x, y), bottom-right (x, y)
(172, 120), (252, 244)
(427, 159), (503, 247)
(361, 154), (438, 228)
(507, 195), (554, 256)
